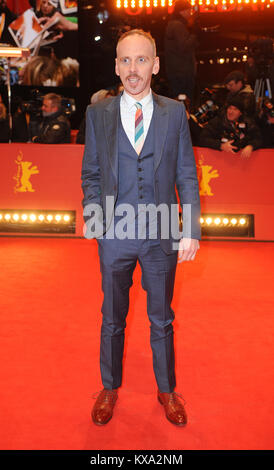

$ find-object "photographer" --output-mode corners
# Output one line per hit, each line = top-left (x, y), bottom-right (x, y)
(224, 70), (256, 118)
(199, 96), (262, 158)
(164, 0), (198, 102)
(0, 93), (9, 142)
(257, 98), (274, 148)
(31, 93), (71, 144)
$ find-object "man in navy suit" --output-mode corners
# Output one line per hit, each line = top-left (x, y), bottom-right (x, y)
(81, 29), (201, 427)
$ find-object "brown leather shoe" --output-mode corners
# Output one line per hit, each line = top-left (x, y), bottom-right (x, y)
(91, 389), (118, 426)
(158, 391), (187, 426)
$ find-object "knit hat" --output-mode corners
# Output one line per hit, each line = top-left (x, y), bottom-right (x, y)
(226, 95), (245, 114)
(224, 70), (245, 85)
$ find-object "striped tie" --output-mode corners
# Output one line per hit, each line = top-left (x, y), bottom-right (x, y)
(134, 102), (144, 155)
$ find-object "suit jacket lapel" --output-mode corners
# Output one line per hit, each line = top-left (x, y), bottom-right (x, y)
(103, 92), (169, 177)
(152, 92), (169, 172)
(104, 95), (120, 180)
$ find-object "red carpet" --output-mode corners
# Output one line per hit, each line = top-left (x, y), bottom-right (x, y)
(0, 237), (273, 450)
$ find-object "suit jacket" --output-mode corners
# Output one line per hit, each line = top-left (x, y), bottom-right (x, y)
(81, 92), (201, 254)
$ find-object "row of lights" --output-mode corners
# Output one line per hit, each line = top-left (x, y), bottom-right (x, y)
(0, 212), (71, 223)
(116, 0), (273, 6)
(116, 1), (172, 6)
(199, 55), (248, 65)
(196, 0), (274, 3)
(200, 216), (247, 226)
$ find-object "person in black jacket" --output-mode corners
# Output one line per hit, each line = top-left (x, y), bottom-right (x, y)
(199, 95), (262, 158)
(256, 98), (274, 148)
(224, 70), (257, 118)
(31, 93), (70, 144)
(0, 93), (9, 142)
(164, 0), (198, 102)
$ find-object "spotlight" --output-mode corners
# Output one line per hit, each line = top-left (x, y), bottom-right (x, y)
(200, 214), (254, 238)
(0, 210), (76, 234)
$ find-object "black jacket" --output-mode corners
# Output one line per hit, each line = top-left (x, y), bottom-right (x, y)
(0, 117), (10, 142)
(31, 110), (71, 144)
(0, 6), (17, 44)
(164, 14), (197, 78)
(199, 110), (262, 151)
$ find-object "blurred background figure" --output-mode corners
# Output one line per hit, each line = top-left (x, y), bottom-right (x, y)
(164, 0), (199, 103)
(224, 70), (256, 118)
(256, 97), (274, 148)
(0, 93), (29, 142)
(36, 0), (57, 18)
(30, 92), (71, 143)
(0, 92), (9, 142)
(76, 88), (114, 144)
(20, 55), (79, 87)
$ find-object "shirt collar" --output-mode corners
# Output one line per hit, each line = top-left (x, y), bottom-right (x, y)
(121, 89), (153, 111)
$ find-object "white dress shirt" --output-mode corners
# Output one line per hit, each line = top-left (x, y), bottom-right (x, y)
(120, 90), (154, 150)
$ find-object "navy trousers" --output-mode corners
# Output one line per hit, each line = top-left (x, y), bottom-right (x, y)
(97, 236), (178, 393)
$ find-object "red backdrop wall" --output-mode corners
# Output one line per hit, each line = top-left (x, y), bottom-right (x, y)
(0, 144), (274, 240)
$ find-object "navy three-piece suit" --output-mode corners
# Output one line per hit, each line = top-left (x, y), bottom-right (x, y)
(81, 92), (201, 393)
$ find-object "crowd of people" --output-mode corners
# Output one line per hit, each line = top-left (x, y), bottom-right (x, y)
(0, 0), (273, 149)
(0, 0), (79, 87)
(0, 67), (273, 150)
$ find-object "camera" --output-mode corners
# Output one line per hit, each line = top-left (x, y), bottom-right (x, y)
(20, 89), (76, 118)
(192, 87), (228, 124)
(21, 90), (44, 118)
(221, 120), (249, 151)
(194, 99), (219, 124)
(261, 98), (274, 118)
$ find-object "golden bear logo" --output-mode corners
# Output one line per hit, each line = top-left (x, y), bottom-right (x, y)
(197, 154), (219, 196)
(14, 151), (39, 193)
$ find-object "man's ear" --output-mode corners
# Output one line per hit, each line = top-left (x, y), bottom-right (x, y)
(115, 58), (120, 77)
(153, 56), (160, 76)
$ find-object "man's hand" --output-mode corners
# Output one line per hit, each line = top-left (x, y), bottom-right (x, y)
(240, 145), (253, 159)
(178, 238), (200, 263)
(220, 140), (237, 153)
